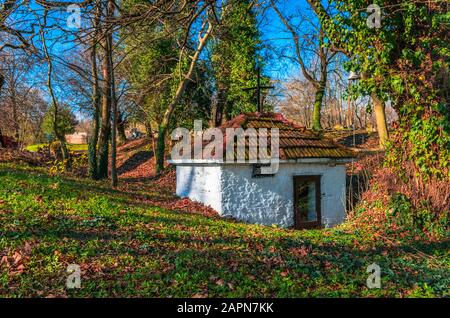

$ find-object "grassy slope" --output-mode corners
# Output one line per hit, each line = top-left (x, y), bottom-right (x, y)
(25, 144), (88, 152)
(0, 163), (448, 297)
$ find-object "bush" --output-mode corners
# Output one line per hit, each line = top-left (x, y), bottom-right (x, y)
(49, 141), (63, 159)
(48, 151), (88, 177)
(386, 194), (449, 239)
(348, 158), (449, 241)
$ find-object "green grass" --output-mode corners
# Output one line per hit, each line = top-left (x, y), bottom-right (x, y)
(25, 144), (88, 152)
(0, 162), (448, 297)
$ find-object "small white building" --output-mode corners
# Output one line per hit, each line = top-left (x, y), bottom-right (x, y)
(170, 113), (355, 229)
(65, 132), (88, 144)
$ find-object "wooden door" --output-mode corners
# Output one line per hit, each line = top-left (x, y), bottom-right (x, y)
(293, 175), (321, 229)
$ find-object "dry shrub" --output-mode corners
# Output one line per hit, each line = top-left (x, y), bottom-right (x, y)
(348, 154), (449, 241)
(368, 165), (450, 214)
(346, 151), (385, 210)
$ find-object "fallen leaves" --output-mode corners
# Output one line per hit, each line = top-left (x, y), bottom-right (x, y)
(208, 277), (235, 291)
(1, 249), (28, 276)
(45, 293), (68, 298)
(24, 242), (32, 254)
(0, 148), (51, 166)
(0, 255), (8, 266)
(280, 270), (289, 277)
(289, 245), (311, 258)
(12, 251), (22, 265)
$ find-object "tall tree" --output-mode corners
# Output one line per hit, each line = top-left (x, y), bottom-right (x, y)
(109, 0), (118, 187)
(155, 20), (213, 174)
(307, 0), (449, 178)
(35, 8), (70, 161)
(32, 1), (109, 173)
(0, 53), (36, 143)
(1, 0), (37, 150)
(0, 0), (35, 93)
(122, 1), (216, 174)
(270, 0), (336, 131)
(211, 0), (262, 126)
(304, 0), (390, 146)
(96, 0), (117, 181)
(88, 1), (102, 180)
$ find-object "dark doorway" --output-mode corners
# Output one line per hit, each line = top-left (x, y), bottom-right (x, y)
(293, 175), (321, 229)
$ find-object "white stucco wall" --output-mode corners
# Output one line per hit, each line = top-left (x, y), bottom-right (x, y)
(176, 165), (222, 212)
(175, 163), (347, 228)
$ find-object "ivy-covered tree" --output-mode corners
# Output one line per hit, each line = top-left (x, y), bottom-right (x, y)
(303, 1), (449, 234)
(308, 0), (449, 180)
(270, 0), (337, 131)
(122, 1), (214, 173)
(42, 104), (77, 142)
(124, 25), (179, 138)
(210, 0), (264, 126)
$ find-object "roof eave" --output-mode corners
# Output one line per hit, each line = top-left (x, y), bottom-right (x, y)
(168, 157), (355, 165)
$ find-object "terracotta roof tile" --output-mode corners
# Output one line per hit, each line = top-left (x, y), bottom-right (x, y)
(219, 113), (355, 160)
(176, 112), (355, 160)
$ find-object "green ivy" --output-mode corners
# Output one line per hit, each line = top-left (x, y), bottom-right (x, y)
(314, 0), (449, 180)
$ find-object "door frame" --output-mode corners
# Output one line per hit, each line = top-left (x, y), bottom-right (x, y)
(293, 175), (322, 229)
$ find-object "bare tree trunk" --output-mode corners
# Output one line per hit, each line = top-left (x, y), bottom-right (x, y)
(213, 84), (227, 127)
(109, 0), (118, 187)
(117, 112), (127, 142)
(0, 127), (4, 148)
(0, 73), (4, 147)
(355, 105), (363, 128)
(145, 121), (157, 163)
(155, 22), (213, 174)
(10, 86), (20, 141)
(97, 44), (112, 179)
(271, 2), (332, 131)
(337, 87), (343, 126)
(372, 94), (389, 148)
(346, 94), (352, 128)
(88, 2), (101, 180)
(38, 9), (69, 162)
(97, 1), (114, 180)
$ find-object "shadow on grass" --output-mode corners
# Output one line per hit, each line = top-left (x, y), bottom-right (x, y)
(117, 150), (154, 175)
(117, 138), (151, 153)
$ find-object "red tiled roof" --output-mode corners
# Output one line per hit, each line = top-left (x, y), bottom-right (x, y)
(174, 113), (355, 160)
(218, 113), (355, 160)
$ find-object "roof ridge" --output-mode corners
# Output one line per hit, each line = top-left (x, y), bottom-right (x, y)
(186, 112), (356, 160)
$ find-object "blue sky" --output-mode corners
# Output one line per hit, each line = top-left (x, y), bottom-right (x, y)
(4, 0), (325, 117)
(26, 0), (317, 81)
(259, 0), (321, 81)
